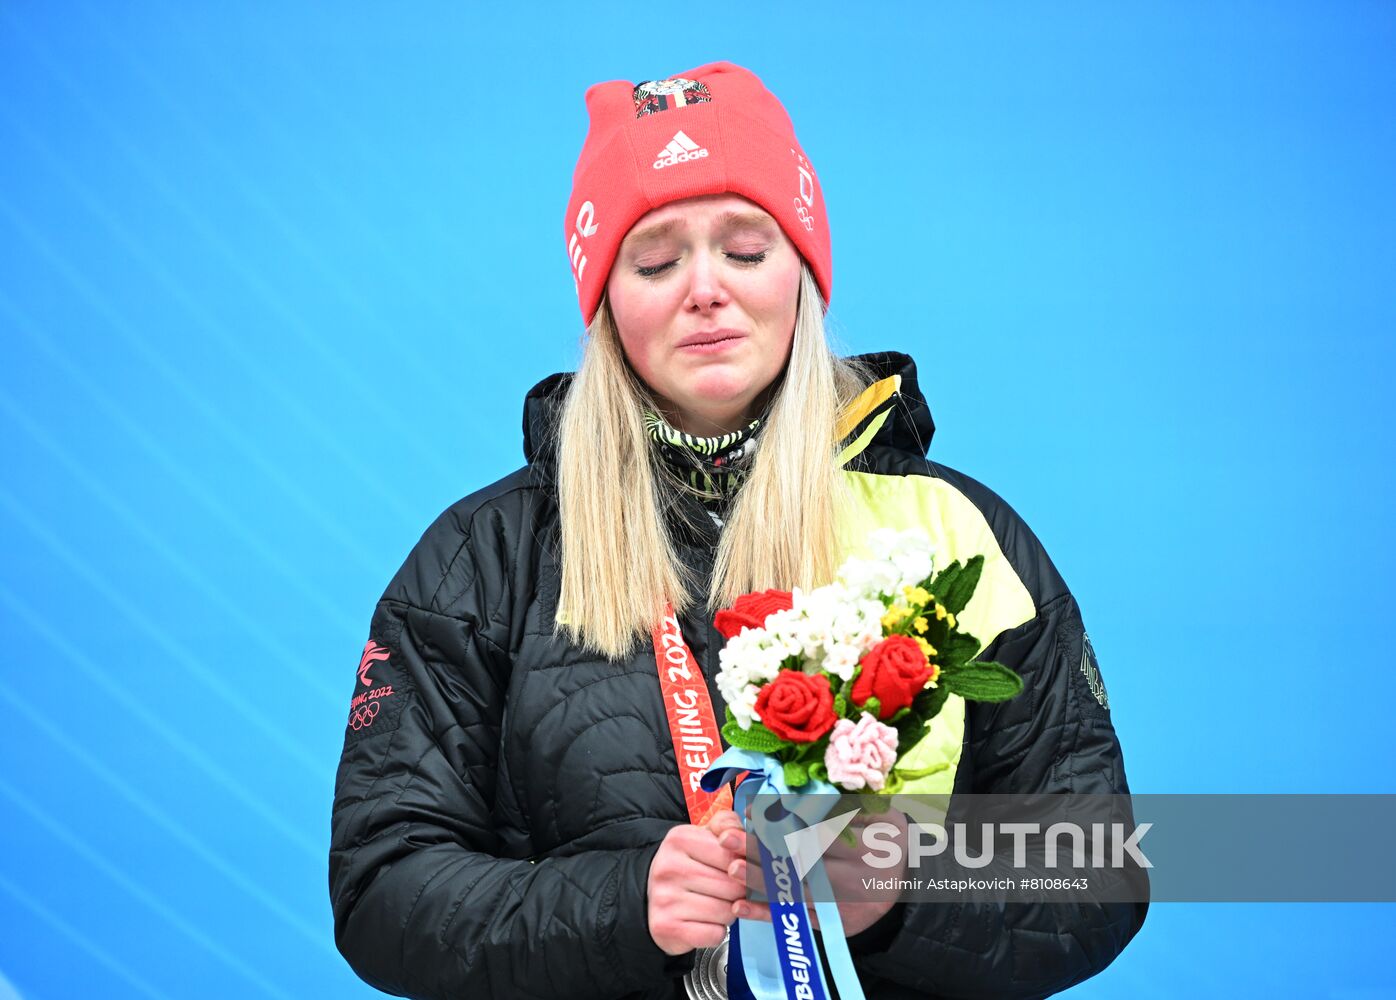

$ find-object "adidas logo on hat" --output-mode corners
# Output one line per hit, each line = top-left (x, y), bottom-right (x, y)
(653, 130), (708, 170)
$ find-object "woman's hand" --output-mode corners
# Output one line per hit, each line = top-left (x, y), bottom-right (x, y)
(646, 810), (749, 956)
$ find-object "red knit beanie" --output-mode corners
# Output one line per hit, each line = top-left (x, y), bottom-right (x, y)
(564, 61), (832, 326)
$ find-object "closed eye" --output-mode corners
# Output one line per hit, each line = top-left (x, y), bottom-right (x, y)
(635, 260), (677, 278)
(634, 250), (768, 279)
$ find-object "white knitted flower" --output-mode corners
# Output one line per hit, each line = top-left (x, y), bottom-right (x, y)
(837, 556), (902, 600)
(717, 624), (792, 728)
(849, 528), (938, 597)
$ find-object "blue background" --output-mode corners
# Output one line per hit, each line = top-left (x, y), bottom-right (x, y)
(1, 2), (1393, 997)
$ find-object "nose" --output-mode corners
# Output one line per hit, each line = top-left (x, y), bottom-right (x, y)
(682, 249), (730, 314)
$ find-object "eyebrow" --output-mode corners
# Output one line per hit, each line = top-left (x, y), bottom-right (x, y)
(623, 210), (778, 249)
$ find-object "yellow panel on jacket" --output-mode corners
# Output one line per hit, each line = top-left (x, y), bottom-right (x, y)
(832, 461), (1037, 796)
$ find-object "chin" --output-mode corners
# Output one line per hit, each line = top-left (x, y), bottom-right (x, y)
(683, 374), (754, 408)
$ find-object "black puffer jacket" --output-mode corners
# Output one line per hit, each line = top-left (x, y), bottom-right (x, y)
(328, 351), (1147, 999)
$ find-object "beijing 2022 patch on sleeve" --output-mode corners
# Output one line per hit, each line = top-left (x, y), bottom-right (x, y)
(342, 607), (412, 748)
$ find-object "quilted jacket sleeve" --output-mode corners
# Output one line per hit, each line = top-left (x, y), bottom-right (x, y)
(329, 580), (680, 998)
(848, 471), (1149, 998)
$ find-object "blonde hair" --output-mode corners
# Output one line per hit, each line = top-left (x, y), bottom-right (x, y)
(554, 263), (872, 659)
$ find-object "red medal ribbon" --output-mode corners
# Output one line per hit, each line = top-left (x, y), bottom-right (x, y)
(651, 601), (733, 826)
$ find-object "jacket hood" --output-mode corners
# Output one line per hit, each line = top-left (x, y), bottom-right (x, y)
(521, 351), (936, 485)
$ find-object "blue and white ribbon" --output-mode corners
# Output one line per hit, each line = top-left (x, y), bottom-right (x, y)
(700, 747), (867, 1000)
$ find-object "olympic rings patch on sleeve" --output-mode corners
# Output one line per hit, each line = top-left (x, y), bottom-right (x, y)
(343, 612), (411, 747)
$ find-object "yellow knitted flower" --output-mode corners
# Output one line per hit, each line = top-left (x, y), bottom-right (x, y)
(902, 585), (931, 606)
(914, 636), (938, 658)
(881, 605), (910, 629)
(913, 616), (929, 634)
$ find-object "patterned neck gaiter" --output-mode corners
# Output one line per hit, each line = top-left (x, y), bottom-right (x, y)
(644, 409), (764, 526)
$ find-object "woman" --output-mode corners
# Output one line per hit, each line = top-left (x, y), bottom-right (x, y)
(329, 62), (1146, 999)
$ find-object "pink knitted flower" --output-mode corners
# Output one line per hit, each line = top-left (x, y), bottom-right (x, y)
(824, 713), (899, 791)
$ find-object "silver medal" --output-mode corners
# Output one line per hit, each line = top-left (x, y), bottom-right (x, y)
(682, 927), (729, 1000)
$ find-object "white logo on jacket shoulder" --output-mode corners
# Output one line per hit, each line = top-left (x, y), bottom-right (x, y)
(653, 130), (708, 170)
(1080, 633), (1109, 709)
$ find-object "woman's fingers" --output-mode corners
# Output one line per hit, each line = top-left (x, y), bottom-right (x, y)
(706, 809), (749, 855)
(649, 823), (753, 955)
(732, 899), (773, 922)
(672, 919), (733, 949)
(727, 857), (769, 898)
(667, 823), (742, 873)
(705, 809), (744, 840)
(679, 892), (744, 926)
(729, 899), (824, 930)
(683, 867), (748, 902)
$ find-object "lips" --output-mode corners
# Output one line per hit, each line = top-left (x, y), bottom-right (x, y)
(677, 329), (746, 348)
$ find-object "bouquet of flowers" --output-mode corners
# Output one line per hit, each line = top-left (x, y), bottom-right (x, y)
(714, 528), (1023, 795)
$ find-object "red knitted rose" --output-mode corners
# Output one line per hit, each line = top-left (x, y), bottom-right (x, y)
(754, 672), (836, 743)
(714, 589), (794, 640)
(851, 635), (932, 720)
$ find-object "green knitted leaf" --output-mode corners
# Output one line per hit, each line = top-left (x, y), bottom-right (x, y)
(941, 661), (1023, 702)
(860, 696), (882, 720)
(912, 681), (951, 721)
(783, 760), (809, 788)
(927, 562), (962, 604)
(941, 555), (984, 616)
(833, 692), (848, 718)
(721, 719), (788, 753)
(918, 613), (950, 650)
(894, 760), (951, 781)
(936, 632), (981, 670)
(895, 713), (931, 754)
(808, 761), (829, 783)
